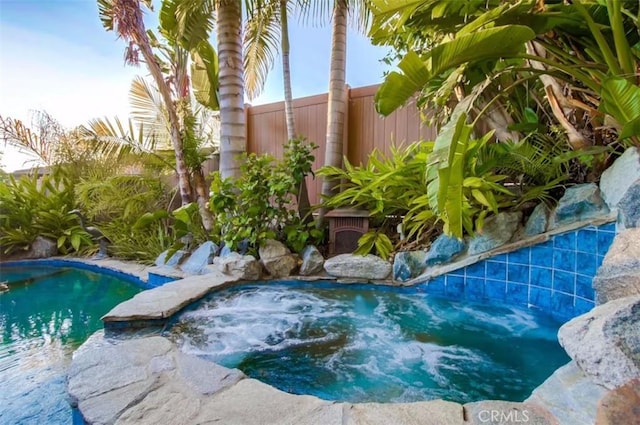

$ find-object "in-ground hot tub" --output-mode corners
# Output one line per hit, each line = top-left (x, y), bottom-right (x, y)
(169, 281), (569, 404)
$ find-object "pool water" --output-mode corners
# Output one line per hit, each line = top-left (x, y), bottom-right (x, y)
(0, 266), (143, 425)
(172, 283), (570, 404)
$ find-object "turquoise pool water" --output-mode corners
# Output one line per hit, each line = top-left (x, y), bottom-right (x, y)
(172, 283), (570, 403)
(0, 265), (143, 425)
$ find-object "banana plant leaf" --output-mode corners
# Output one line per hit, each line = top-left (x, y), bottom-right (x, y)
(375, 25), (536, 115)
(600, 76), (640, 140)
(191, 40), (220, 111)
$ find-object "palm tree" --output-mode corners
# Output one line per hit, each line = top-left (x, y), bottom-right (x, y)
(244, 0), (296, 140)
(244, 0), (314, 222)
(217, 0), (246, 180)
(98, 0), (194, 205)
(318, 0), (370, 225)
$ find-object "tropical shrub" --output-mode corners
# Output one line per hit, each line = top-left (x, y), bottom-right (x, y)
(75, 174), (175, 262)
(0, 168), (92, 255)
(209, 139), (322, 254)
(317, 142), (436, 257)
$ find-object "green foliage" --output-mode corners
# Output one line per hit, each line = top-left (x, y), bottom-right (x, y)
(355, 230), (394, 260)
(209, 139), (321, 253)
(0, 168), (92, 255)
(75, 174), (175, 262)
(318, 142), (438, 254)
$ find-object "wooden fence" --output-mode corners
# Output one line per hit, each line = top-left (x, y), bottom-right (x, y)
(246, 84), (437, 204)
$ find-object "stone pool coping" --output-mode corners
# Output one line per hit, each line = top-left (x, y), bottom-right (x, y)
(49, 257), (605, 424)
(3, 233), (632, 424)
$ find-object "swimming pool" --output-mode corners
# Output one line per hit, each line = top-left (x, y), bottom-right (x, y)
(170, 282), (570, 404)
(0, 265), (143, 424)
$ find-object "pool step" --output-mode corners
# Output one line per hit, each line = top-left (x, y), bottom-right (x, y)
(526, 361), (607, 425)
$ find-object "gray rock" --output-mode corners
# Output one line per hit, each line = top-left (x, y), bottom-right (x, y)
(25, 236), (58, 259)
(599, 147), (640, 209)
(552, 183), (609, 228)
(181, 241), (219, 275)
(102, 272), (236, 322)
(154, 249), (186, 267)
(114, 382), (202, 425)
(67, 334), (174, 424)
(527, 361), (608, 425)
(463, 401), (557, 425)
(525, 203), (551, 236)
(468, 212), (522, 255)
(324, 254), (392, 280)
(258, 239), (290, 260)
(346, 400), (463, 425)
(213, 252), (262, 280)
(219, 244), (233, 257)
(194, 379), (343, 425)
(617, 179), (640, 229)
(393, 251), (427, 282)
(262, 254), (299, 278)
(558, 295), (640, 389)
(299, 245), (324, 276)
(175, 351), (244, 395)
(425, 234), (465, 265)
(593, 229), (640, 304)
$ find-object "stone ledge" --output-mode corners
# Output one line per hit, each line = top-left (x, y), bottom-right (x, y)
(102, 271), (239, 322)
(69, 333), (561, 425)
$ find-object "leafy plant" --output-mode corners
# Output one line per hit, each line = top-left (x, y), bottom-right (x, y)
(0, 168), (92, 255)
(318, 142), (436, 254)
(209, 139), (322, 254)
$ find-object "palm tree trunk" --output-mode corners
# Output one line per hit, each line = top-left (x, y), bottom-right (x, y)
(193, 168), (214, 232)
(116, 0), (191, 206)
(217, 0), (246, 181)
(280, 0), (312, 223)
(280, 0), (296, 141)
(318, 0), (348, 226)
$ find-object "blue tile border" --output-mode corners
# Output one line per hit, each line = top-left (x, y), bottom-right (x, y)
(1, 259), (149, 289)
(423, 222), (616, 321)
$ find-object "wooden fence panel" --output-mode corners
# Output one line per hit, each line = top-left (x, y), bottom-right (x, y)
(246, 84), (436, 205)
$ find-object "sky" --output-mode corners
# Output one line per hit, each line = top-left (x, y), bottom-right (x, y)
(0, 0), (391, 171)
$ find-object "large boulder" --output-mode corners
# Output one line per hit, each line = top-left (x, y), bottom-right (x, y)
(259, 239), (290, 260)
(299, 245), (324, 276)
(155, 249), (187, 267)
(558, 295), (640, 390)
(212, 253), (262, 280)
(468, 212), (522, 255)
(552, 183), (609, 228)
(593, 228), (640, 304)
(599, 147), (640, 209)
(525, 203), (551, 236)
(617, 179), (640, 229)
(258, 239), (297, 278)
(596, 378), (640, 425)
(393, 251), (427, 282)
(24, 236), (58, 259)
(324, 254), (391, 280)
(262, 254), (298, 278)
(424, 234), (465, 266)
(181, 241), (219, 275)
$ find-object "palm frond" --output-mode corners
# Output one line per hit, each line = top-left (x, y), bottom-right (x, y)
(243, 0), (281, 99)
(129, 76), (172, 148)
(161, 0), (215, 50)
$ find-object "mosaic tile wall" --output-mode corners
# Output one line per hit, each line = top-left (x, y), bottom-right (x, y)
(419, 222), (617, 321)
